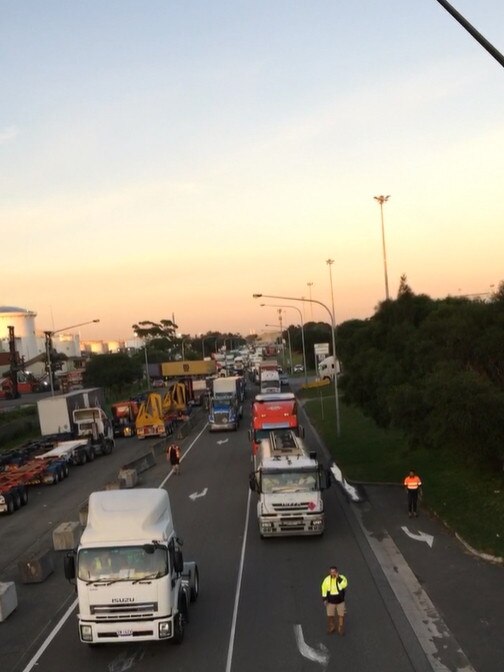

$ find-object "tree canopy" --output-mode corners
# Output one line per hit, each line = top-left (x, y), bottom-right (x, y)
(336, 279), (504, 470)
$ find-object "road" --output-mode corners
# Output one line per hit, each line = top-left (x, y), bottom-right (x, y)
(0, 386), (501, 672)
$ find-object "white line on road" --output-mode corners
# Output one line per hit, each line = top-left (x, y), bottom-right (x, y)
(225, 487), (252, 672)
(22, 597), (78, 672)
(293, 624), (330, 668)
(21, 422), (209, 672)
(401, 526), (434, 547)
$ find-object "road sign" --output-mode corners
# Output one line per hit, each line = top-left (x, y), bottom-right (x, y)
(314, 343), (329, 355)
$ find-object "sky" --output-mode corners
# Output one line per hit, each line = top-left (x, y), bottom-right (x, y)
(1, 1), (503, 341)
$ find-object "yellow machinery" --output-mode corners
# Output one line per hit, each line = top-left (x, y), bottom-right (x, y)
(162, 382), (188, 415)
(135, 393), (166, 439)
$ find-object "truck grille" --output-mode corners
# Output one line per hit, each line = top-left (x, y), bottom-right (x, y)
(91, 602), (158, 619)
(214, 413), (230, 424)
(272, 502), (312, 512)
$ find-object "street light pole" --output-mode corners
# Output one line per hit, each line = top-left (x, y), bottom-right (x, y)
(254, 292), (340, 437)
(45, 319), (100, 396)
(326, 259), (336, 334)
(277, 309), (286, 370)
(374, 195), (391, 300)
(307, 282), (314, 320)
(260, 303), (308, 385)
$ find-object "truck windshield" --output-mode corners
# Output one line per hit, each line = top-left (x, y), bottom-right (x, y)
(78, 546), (168, 582)
(261, 470), (318, 493)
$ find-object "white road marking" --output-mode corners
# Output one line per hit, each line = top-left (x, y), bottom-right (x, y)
(225, 488), (252, 672)
(293, 624), (330, 668)
(189, 487), (208, 501)
(217, 439), (229, 445)
(21, 422), (209, 672)
(21, 597), (78, 672)
(401, 526), (434, 548)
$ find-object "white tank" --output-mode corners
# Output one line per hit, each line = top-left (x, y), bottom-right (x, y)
(0, 306), (38, 362)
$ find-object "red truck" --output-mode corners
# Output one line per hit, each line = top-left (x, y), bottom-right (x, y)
(249, 392), (304, 455)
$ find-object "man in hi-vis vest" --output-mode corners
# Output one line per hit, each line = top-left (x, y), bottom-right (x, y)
(321, 565), (348, 635)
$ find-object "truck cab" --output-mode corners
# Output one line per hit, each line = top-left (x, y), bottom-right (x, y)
(249, 430), (330, 537)
(208, 376), (243, 431)
(249, 393), (303, 455)
(64, 489), (199, 645)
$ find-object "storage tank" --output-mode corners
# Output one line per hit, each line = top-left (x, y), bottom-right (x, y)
(0, 306), (38, 362)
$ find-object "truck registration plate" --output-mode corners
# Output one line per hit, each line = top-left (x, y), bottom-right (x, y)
(117, 629), (132, 637)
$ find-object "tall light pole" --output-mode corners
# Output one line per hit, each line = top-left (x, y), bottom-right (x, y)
(254, 292), (340, 437)
(307, 282), (314, 320)
(374, 195), (391, 300)
(201, 335), (215, 359)
(45, 319), (100, 396)
(260, 303), (308, 385)
(144, 339), (150, 390)
(277, 309), (286, 370)
(326, 259), (336, 333)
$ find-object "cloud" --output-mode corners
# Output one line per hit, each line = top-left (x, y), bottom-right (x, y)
(0, 126), (19, 144)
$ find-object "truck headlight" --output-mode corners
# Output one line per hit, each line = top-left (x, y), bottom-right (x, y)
(312, 519), (323, 528)
(159, 621), (172, 638)
(80, 625), (93, 642)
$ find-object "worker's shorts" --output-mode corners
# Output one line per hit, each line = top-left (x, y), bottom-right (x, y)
(326, 601), (346, 617)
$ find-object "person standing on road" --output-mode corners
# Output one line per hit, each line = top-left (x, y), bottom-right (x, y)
(404, 469), (422, 517)
(321, 566), (348, 635)
(166, 443), (181, 475)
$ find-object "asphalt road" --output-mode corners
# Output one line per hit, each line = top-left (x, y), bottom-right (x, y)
(1, 384), (502, 672)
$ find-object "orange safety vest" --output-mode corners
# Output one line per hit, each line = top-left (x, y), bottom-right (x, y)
(404, 475), (422, 489)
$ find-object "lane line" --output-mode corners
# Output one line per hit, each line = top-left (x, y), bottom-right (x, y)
(225, 487), (252, 672)
(22, 597), (78, 672)
(21, 421), (208, 672)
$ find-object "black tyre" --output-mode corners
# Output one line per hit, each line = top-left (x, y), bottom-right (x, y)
(52, 469), (60, 484)
(63, 463), (70, 478)
(12, 490), (22, 510)
(172, 609), (185, 645)
(88, 447), (95, 461)
(190, 567), (199, 603)
(19, 487), (28, 506)
(5, 494), (15, 515)
(57, 466), (64, 481)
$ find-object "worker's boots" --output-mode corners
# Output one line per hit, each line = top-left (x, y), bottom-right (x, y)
(327, 616), (336, 634)
(337, 617), (345, 636)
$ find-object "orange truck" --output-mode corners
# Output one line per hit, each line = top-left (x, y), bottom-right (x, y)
(249, 392), (304, 455)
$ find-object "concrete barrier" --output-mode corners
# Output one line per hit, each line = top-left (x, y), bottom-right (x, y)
(118, 468), (138, 488)
(18, 549), (54, 584)
(79, 502), (89, 526)
(0, 582), (18, 621)
(52, 521), (82, 551)
(122, 448), (156, 475)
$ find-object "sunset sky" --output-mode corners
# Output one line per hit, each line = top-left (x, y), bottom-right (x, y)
(1, 1), (503, 341)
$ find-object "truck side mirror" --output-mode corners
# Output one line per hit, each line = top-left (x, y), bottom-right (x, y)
(64, 552), (76, 581)
(325, 469), (332, 489)
(174, 548), (184, 574)
(248, 472), (257, 492)
(247, 429), (252, 442)
(299, 425), (305, 439)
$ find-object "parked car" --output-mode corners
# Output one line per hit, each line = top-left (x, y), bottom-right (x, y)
(293, 364), (304, 373)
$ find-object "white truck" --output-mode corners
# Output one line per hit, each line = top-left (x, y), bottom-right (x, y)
(64, 489), (199, 645)
(260, 369), (281, 394)
(249, 430), (331, 537)
(318, 355), (341, 381)
(37, 388), (114, 462)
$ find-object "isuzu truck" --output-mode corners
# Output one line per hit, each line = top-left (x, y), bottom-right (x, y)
(64, 489), (199, 645)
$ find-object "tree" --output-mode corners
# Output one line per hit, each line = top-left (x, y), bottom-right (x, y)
(132, 319), (178, 352)
(84, 353), (142, 391)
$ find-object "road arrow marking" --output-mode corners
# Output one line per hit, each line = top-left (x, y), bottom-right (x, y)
(293, 624), (329, 668)
(189, 487), (208, 501)
(401, 526), (434, 548)
(217, 439), (229, 445)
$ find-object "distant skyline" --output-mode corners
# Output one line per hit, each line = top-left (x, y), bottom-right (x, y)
(1, 2), (503, 340)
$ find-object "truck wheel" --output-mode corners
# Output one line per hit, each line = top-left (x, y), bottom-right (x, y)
(190, 567), (199, 603)
(19, 487), (28, 506)
(63, 463), (70, 478)
(12, 490), (22, 510)
(52, 469), (60, 484)
(88, 447), (96, 461)
(172, 609), (185, 644)
(102, 440), (113, 456)
(5, 494), (15, 515)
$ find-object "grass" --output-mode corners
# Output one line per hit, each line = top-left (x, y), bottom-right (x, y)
(299, 387), (504, 558)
